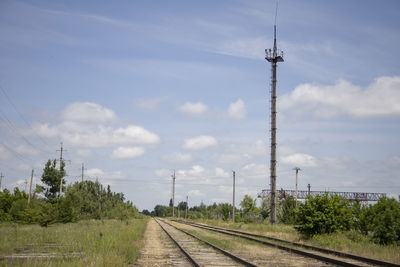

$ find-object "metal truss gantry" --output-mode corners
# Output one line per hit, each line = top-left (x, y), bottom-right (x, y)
(258, 189), (386, 202)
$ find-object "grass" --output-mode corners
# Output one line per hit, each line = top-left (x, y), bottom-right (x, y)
(188, 218), (400, 264)
(0, 218), (148, 266)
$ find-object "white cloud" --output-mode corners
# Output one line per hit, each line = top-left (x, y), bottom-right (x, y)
(34, 122), (160, 148)
(85, 168), (125, 180)
(0, 145), (12, 160)
(155, 168), (172, 178)
(179, 101), (208, 115)
(212, 153), (246, 164)
(215, 167), (230, 178)
(228, 99), (246, 120)
(183, 135), (217, 150)
(133, 98), (162, 110)
(111, 146), (145, 159)
(76, 149), (92, 157)
(188, 189), (205, 197)
(280, 153), (317, 167)
(15, 145), (40, 156)
(113, 125), (160, 145)
(162, 152), (193, 164)
(86, 168), (105, 177)
(280, 76), (400, 118)
(17, 163), (31, 171)
(241, 163), (267, 179)
(62, 102), (116, 122)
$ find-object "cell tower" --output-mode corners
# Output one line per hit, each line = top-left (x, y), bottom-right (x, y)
(265, 14), (284, 224)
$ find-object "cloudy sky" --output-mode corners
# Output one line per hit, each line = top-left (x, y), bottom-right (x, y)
(0, 0), (399, 210)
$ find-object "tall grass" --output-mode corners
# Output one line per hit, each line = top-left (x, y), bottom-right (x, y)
(0, 219), (148, 266)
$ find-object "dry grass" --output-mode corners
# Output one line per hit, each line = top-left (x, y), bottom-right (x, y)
(0, 219), (148, 266)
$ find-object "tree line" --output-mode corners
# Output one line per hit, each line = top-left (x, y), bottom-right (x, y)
(0, 159), (140, 226)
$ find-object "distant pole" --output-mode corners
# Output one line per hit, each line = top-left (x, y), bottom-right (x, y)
(28, 169), (34, 204)
(58, 142), (64, 197)
(308, 184), (311, 195)
(265, 18), (284, 224)
(185, 195), (188, 220)
(0, 173), (3, 191)
(24, 179), (28, 193)
(232, 171), (236, 223)
(172, 170), (176, 217)
(293, 167), (301, 206)
(81, 163), (84, 182)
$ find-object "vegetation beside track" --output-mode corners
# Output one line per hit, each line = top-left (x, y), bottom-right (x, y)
(0, 218), (148, 266)
(184, 218), (400, 264)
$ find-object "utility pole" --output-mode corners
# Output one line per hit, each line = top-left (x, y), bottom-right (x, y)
(57, 142), (66, 197)
(308, 184), (311, 195)
(171, 170), (176, 217)
(265, 7), (284, 224)
(81, 163), (84, 182)
(232, 170), (236, 223)
(185, 195), (188, 220)
(0, 173), (3, 191)
(293, 167), (301, 206)
(28, 169), (34, 204)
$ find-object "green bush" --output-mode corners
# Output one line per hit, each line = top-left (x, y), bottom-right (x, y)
(278, 195), (298, 224)
(368, 197), (400, 245)
(296, 194), (352, 237)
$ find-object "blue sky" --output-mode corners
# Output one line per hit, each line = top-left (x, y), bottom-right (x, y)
(0, 0), (399, 210)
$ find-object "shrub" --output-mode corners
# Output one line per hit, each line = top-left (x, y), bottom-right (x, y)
(278, 195), (298, 224)
(296, 193), (352, 237)
(368, 197), (400, 245)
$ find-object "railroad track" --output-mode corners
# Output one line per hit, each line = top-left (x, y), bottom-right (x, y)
(154, 218), (257, 266)
(170, 219), (399, 267)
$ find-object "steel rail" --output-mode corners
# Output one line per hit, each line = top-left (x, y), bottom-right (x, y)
(171, 219), (397, 267)
(154, 218), (200, 267)
(158, 219), (257, 267)
(174, 220), (398, 267)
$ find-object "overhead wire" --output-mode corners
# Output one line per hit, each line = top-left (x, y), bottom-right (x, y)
(0, 87), (52, 154)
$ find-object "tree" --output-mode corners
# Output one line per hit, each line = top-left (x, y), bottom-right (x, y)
(154, 205), (169, 217)
(367, 197), (400, 245)
(296, 194), (352, 237)
(41, 159), (66, 200)
(218, 203), (232, 221)
(177, 201), (187, 211)
(260, 196), (270, 219)
(278, 196), (298, 224)
(141, 209), (151, 216)
(240, 195), (257, 215)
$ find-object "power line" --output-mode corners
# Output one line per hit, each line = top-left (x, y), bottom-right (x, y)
(0, 110), (49, 155)
(0, 142), (33, 164)
(0, 86), (51, 151)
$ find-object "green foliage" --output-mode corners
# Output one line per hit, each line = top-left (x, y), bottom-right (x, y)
(65, 180), (138, 221)
(260, 196), (270, 219)
(296, 193), (353, 237)
(177, 201), (187, 211)
(218, 203), (232, 221)
(240, 194), (258, 215)
(0, 180), (138, 226)
(41, 159), (65, 200)
(367, 197), (400, 245)
(278, 195), (298, 224)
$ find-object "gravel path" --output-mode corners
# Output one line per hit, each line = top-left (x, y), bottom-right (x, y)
(135, 219), (191, 266)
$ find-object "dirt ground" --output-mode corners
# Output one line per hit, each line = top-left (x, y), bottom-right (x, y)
(134, 219), (191, 266)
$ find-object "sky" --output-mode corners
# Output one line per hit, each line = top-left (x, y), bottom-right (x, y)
(0, 0), (399, 211)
